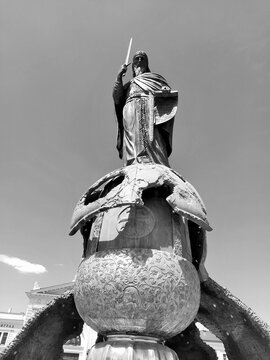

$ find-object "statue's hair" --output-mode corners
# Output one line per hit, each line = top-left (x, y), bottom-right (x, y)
(132, 51), (150, 77)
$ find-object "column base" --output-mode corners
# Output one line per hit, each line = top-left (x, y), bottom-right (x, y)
(87, 334), (179, 360)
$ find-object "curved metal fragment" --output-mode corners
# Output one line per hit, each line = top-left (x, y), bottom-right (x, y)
(69, 168), (126, 235)
(70, 164), (212, 236)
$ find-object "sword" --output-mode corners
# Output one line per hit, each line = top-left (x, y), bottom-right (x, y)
(123, 37), (132, 76)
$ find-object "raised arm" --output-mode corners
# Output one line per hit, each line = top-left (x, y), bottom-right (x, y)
(112, 64), (128, 104)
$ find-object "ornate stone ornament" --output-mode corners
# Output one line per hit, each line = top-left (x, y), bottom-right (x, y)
(74, 249), (200, 339)
(116, 205), (155, 238)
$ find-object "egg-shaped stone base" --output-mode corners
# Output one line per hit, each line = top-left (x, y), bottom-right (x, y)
(74, 248), (200, 339)
(87, 335), (179, 360)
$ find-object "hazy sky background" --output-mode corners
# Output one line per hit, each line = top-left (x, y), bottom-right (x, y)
(1, 0), (270, 326)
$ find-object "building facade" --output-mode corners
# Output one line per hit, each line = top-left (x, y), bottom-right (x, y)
(0, 311), (24, 355)
(0, 282), (96, 359)
(24, 281), (96, 360)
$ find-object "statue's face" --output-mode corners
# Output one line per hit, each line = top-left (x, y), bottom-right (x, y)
(133, 54), (148, 76)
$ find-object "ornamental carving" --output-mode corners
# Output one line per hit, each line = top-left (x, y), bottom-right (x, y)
(74, 249), (200, 339)
(117, 205), (155, 238)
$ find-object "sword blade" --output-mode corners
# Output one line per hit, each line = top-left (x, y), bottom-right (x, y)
(124, 37), (133, 65)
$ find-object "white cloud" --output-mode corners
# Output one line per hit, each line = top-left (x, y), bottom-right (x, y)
(0, 254), (47, 274)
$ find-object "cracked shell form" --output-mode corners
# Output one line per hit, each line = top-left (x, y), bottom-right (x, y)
(74, 248), (200, 339)
(69, 163), (212, 236)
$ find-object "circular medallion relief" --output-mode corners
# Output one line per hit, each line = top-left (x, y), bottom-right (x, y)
(117, 206), (155, 238)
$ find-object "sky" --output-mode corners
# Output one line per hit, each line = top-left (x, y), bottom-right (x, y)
(1, 0), (270, 326)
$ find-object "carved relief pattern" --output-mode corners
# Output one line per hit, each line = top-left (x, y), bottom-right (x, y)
(117, 205), (155, 238)
(74, 249), (200, 339)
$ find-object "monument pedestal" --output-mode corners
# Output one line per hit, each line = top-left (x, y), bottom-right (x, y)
(87, 335), (179, 360)
(71, 163), (210, 359)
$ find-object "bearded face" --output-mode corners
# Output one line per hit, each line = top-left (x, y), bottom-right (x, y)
(132, 53), (148, 76)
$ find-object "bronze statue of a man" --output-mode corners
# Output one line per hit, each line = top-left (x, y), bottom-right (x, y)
(113, 51), (178, 166)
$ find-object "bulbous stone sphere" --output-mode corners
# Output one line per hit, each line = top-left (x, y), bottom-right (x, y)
(74, 248), (200, 339)
(87, 335), (179, 360)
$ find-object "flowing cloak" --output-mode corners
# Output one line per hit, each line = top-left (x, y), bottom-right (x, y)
(114, 72), (178, 164)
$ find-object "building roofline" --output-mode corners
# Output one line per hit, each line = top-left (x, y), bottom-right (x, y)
(27, 281), (74, 294)
(0, 312), (25, 320)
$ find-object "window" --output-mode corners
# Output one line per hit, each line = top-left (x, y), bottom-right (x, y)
(62, 354), (79, 360)
(64, 335), (81, 346)
(0, 332), (8, 345)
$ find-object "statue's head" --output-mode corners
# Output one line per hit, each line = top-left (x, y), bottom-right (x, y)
(132, 51), (150, 77)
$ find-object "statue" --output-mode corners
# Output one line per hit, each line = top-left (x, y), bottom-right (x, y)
(113, 51), (178, 166)
(2, 46), (270, 360)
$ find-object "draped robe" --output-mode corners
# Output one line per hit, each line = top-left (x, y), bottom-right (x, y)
(113, 72), (176, 166)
